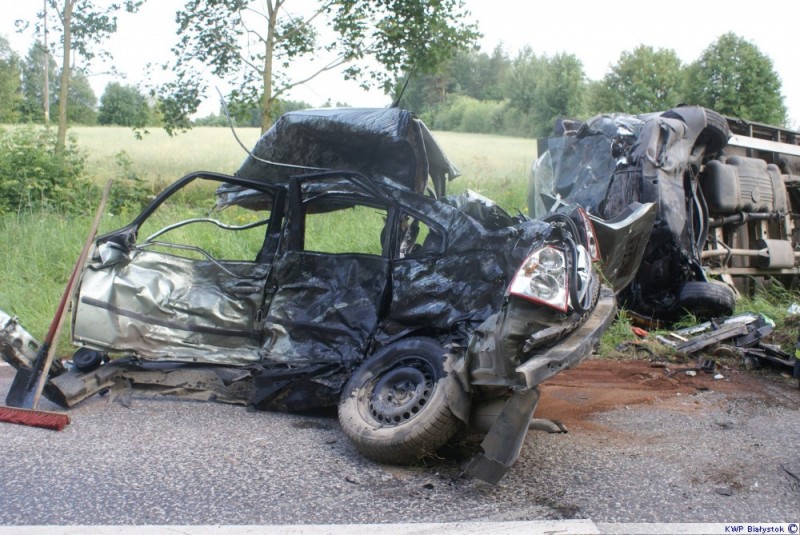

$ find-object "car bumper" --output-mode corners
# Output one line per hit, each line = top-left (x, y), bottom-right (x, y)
(515, 285), (616, 388)
(465, 286), (617, 484)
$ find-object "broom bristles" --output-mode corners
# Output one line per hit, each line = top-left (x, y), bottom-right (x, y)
(0, 406), (70, 431)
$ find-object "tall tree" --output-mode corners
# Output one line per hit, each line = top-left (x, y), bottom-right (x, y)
(20, 1), (145, 152)
(0, 37), (23, 122)
(685, 33), (787, 126)
(504, 50), (586, 137)
(98, 82), (151, 126)
(19, 42), (57, 122)
(532, 53), (586, 136)
(62, 71), (97, 124)
(503, 47), (544, 113)
(22, 41), (57, 122)
(592, 45), (684, 115)
(160, 0), (480, 133)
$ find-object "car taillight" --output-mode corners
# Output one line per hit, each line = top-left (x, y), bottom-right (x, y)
(577, 207), (601, 262)
(508, 246), (569, 312)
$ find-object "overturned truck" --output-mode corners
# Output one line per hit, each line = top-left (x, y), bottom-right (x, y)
(1, 108), (654, 484)
(530, 105), (800, 323)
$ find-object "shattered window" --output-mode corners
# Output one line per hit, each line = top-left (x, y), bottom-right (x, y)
(303, 203), (387, 256)
(398, 213), (444, 258)
(136, 178), (272, 261)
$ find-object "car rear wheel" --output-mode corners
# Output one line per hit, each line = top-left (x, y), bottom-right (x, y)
(338, 337), (460, 464)
(677, 280), (736, 319)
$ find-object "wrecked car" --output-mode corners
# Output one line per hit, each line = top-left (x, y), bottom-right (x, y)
(1, 108), (652, 483)
(530, 105), (800, 324)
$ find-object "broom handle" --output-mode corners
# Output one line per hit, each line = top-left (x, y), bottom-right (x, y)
(31, 180), (113, 408)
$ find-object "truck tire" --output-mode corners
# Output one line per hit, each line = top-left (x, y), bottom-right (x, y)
(338, 337), (460, 465)
(700, 108), (731, 156)
(662, 107), (729, 157)
(677, 281), (736, 319)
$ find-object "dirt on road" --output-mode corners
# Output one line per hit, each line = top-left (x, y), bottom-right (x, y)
(537, 357), (798, 430)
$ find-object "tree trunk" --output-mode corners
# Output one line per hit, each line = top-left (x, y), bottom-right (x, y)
(260, 0), (279, 134)
(56, 0), (74, 155)
(43, 0), (50, 125)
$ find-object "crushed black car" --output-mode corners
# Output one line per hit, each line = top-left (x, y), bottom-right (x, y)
(530, 105), (800, 324)
(0, 108), (653, 483)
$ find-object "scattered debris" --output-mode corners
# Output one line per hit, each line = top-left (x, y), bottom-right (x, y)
(631, 326), (648, 338)
(676, 323), (749, 355)
(666, 357), (717, 378)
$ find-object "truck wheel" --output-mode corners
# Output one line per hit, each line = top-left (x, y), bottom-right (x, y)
(677, 281), (736, 319)
(338, 337), (460, 465)
(662, 107), (730, 157)
(700, 108), (730, 156)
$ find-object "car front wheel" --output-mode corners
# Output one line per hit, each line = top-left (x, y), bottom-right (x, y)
(338, 337), (460, 464)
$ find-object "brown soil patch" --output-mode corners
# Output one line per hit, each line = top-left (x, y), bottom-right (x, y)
(536, 358), (797, 429)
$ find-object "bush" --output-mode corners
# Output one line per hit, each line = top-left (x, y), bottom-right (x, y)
(0, 126), (96, 215)
(460, 99), (505, 134)
(107, 150), (155, 216)
(430, 95), (507, 134)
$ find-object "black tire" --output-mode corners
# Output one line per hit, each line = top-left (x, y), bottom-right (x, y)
(338, 337), (460, 465)
(700, 108), (730, 157)
(662, 106), (729, 157)
(677, 280), (736, 319)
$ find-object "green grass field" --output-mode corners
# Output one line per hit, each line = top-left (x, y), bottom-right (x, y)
(0, 126), (537, 347)
(67, 126), (538, 212)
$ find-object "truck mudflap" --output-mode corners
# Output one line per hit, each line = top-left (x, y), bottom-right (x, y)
(465, 286), (616, 484)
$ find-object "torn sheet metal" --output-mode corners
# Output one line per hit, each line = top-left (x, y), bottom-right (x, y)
(531, 106), (736, 321)
(73, 250), (267, 365)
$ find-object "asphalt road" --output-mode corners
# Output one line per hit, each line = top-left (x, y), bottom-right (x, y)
(1, 360), (799, 526)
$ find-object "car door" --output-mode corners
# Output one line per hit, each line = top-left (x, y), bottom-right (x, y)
(260, 175), (391, 368)
(72, 173), (284, 365)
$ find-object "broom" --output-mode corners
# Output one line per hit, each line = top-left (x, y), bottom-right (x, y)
(1, 179), (112, 430)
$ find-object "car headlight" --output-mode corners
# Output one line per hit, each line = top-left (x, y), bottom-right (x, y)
(508, 246), (569, 312)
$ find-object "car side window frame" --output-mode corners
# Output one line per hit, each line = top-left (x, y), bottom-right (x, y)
(97, 171), (286, 265)
(284, 174), (392, 258)
(391, 207), (448, 260)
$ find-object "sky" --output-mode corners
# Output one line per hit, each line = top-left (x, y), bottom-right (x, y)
(1, 0), (798, 126)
